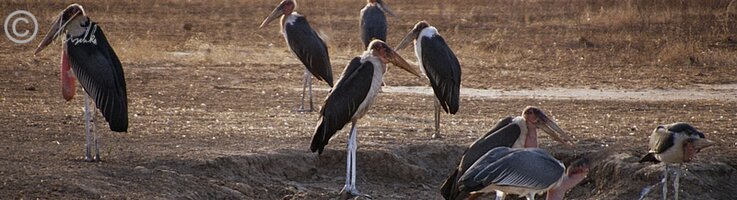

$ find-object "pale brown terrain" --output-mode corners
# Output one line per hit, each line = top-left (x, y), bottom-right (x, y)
(1, 0), (736, 199)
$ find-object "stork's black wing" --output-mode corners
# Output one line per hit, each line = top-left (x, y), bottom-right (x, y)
(667, 122), (704, 138)
(459, 147), (564, 193)
(285, 16), (334, 87)
(360, 5), (387, 48)
(311, 58), (373, 154)
(420, 35), (461, 114)
(459, 118), (520, 173)
(66, 22), (128, 132)
(440, 117), (514, 200)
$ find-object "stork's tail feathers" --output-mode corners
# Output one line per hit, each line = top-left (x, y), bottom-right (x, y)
(639, 153), (660, 163)
(107, 107), (128, 132)
(440, 170), (459, 200)
(448, 84), (459, 114)
(437, 81), (460, 115)
(311, 118), (330, 154)
(325, 77), (334, 88)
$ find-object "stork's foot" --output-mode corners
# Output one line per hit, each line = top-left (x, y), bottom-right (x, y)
(84, 156), (101, 162)
(339, 185), (372, 200)
(431, 133), (442, 139)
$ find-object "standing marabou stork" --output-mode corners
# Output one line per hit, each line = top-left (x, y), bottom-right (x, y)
(458, 147), (590, 200)
(259, 0), (334, 112)
(441, 106), (573, 200)
(639, 122), (714, 200)
(311, 40), (421, 199)
(34, 4), (128, 162)
(359, 0), (397, 48)
(396, 21), (461, 139)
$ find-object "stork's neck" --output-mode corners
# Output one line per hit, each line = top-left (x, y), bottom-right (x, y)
(64, 16), (90, 38)
(524, 120), (538, 148)
(280, 12), (300, 33)
(361, 52), (386, 74)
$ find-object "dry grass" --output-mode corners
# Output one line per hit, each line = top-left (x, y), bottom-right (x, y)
(3, 0), (736, 89)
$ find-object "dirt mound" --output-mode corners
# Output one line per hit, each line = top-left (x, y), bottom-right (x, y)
(33, 143), (735, 199)
(44, 144), (463, 199)
(571, 151), (737, 200)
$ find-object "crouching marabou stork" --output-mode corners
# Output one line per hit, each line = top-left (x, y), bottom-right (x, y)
(34, 4), (128, 162)
(260, 0), (334, 112)
(311, 40), (421, 199)
(639, 122), (714, 200)
(458, 147), (590, 200)
(441, 106), (573, 200)
(396, 21), (461, 139)
(359, 0), (397, 48)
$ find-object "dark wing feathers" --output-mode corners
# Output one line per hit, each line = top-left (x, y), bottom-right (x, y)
(311, 58), (373, 154)
(460, 148), (564, 193)
(440, 117), (514, 200)
(458, 147), (514, 192)
(66, 23), (128, 132)
(460, 121), (520, 171)
(285, 16), (334, 87)
(451, 122), (521, 199)
(439, 169), (460, 200)
(420, 35), (461, 114)
(337, 58), (363, 83)
(479, 117), (515, 143)
(667, 122), (704, 138)
(360, 5), (387, 48)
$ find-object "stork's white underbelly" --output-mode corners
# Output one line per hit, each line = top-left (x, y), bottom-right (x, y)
(351, 56), (385, 121)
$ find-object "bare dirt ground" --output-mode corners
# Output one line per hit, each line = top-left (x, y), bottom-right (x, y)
(1, 0), (736, 199)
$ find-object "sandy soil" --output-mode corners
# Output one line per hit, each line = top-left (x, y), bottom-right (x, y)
(1, 0), (736, 199)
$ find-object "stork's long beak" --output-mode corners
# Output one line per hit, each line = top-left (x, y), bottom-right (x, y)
(692, 138), (715, 151)
(376, 0), (397, 18)
(385, 47), (421, 77)
(259, 4), (284, 29)
(34, 10), (81, 55)
(396, 26), (420, 51)
(536, 112), (573, 147)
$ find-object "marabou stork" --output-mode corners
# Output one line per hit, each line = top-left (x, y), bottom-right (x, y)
(359, 0), (397, 48)
(441, 106), (573, 200)
(639, 122), (714, 200)
(34, 4), (128, 162)
(396, 21), (461, 139)
(311, 40), (421, 199)
(260, 0), (334, 112)
(458, 147), (590, 200)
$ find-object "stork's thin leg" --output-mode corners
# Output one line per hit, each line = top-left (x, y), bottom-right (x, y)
(308, 73), (314, 111)
(342, 122), (355, 191)
(662, 164), (669, 200)
(432, 99), (441, 139)
(298, 69), (309, 112)
(340, 122), (356, 199)
(84, 95), (93, 162)
(674, 164), (681, 200)
(91, 104), (100, 161)
(350, 125), (357, 188)
(339, 122), (371, 200)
